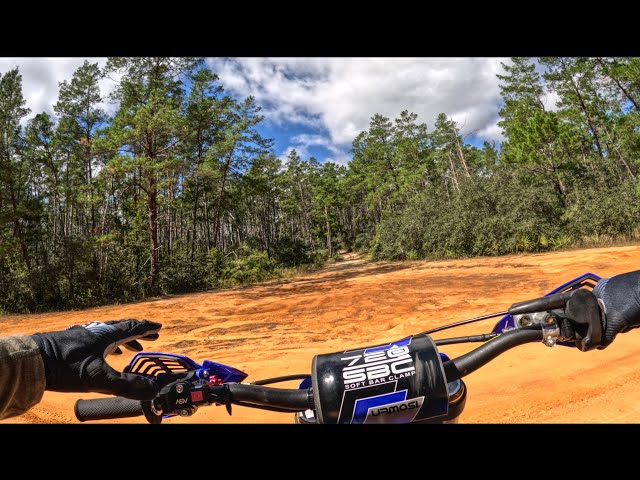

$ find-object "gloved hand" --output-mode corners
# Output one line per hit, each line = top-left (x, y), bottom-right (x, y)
(592, 270), (640, 348)
(31, 319), (162, 400)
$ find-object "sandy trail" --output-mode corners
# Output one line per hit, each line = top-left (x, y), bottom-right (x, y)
(2, 246), (640, 424)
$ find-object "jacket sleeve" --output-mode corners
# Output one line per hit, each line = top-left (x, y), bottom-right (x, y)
(0, 335), (45, 420)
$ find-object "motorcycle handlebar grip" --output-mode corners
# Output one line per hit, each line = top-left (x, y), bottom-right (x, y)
(74, 397), (144, 422)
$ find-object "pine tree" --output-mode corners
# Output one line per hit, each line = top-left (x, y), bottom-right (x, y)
(0, 68), (33, 270)
(98, 57), (203, 290)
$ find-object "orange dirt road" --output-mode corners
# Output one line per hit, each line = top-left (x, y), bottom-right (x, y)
(2, 245), (640, 424)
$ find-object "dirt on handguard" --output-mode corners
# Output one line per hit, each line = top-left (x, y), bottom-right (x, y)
(2, 245), (640, 423)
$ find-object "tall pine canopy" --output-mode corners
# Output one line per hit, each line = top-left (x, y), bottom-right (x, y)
(1, 56), (640, 314)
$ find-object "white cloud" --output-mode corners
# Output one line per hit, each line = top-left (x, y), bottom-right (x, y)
(283, 133), (352, 166)
(323, 153), (352, 167)
(290, 133), (345, 155)
(544, 91), (561, 112)
(475, 122), (504, 143)
(0, 57), (116, 123)
(279, 140), (351, 167)
(2, 57), (515, 162)
(209, 57), (511, 148)
(279, 145), (310, 163)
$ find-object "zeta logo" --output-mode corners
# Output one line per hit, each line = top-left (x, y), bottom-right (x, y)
(341, 337), (416, 388)
(350, 389), (425, 424)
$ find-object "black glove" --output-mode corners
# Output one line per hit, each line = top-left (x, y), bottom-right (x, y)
(592, 270), (640, 348)
(31, 319), (162, 400)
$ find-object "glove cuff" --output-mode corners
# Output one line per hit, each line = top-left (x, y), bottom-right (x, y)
(31, 333), (56, 390)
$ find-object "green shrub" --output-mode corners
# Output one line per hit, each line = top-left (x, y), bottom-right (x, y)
(406, 250), (419, 260)
(515, 235), (533, 252)
(311, 248), (330, 267)
(270, 237), (311, 267)
(159, 241), (210, 294)
(354, 232), (374, 252)
(538, 234), (550, 250)
(563, 181), (640, 238)
(369, 170), (570, 261)
(551, 234), (572, 250)
(221, 245), (280, 286)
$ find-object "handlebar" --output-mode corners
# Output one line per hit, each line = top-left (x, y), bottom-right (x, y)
(442, 325), (543, 381)
(74, 324), (546, 422)
(226, 383), (313, 410)
(75, 383), (314, 422)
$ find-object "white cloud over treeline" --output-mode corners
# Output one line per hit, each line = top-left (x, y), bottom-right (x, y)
(208, 57), (510, 147)
(1, 57), (513, 163)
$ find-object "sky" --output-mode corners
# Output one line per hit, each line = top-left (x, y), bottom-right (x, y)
(0, 57), (517, 166)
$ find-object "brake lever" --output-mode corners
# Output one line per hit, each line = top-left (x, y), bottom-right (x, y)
(558, 289), (604, 352)
(508, 288), (604, 351)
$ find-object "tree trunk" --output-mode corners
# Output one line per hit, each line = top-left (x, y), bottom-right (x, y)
(596, 58), (640, 114)
(447, 152), (460, 193)
(325, 204), (332, 257)
(602, 123), (635, 180)
(148, 174), (160, 289)
(203, 188), (211, 252)
(9, 184), (31, 270)
(611, 75), (640, 113)
(570, 77), (606, 161)
(551, 164), (567, 209)
(454, 132), (471, 178)
(190, 176), (200, 263)
(213, 151), (234, 250)
(297, 181), (314, 248)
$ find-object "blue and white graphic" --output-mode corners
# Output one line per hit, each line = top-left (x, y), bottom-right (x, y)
(351, 389), (425, 424)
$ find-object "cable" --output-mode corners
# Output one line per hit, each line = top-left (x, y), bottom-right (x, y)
(420, 311), (508, 335)
(249, 374), (311, 385)
(434, 332), (499, 346)
(442, 326), (542, 382)
(233, 401), (307, 413)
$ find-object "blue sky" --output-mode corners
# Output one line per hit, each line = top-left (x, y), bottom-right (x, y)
(0, 57), (545, 165)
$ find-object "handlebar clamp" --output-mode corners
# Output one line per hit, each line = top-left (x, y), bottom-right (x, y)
(541, 314), (560, 347)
